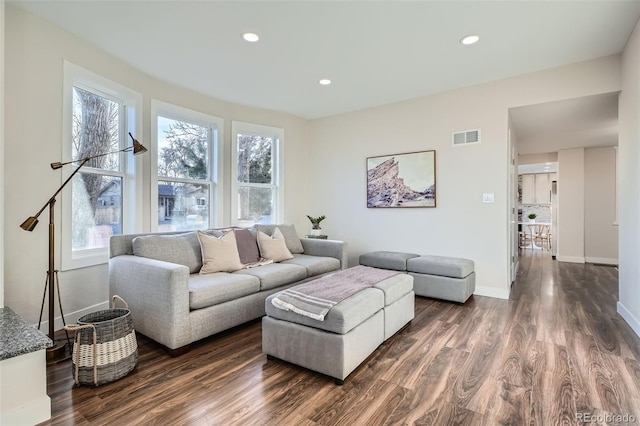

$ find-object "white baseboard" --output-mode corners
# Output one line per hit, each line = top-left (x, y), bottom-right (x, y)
(585, 257), (618, 266)
(617, 302), (640, 338)
(35, 301), (109, 332)
(474, 285), (510, 300)
(556, 255), (586, 264)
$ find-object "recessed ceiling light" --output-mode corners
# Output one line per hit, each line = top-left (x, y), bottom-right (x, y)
(319, 79), (332, 86)
(242, 32), (260, 42)
(460, 34), (480, 45)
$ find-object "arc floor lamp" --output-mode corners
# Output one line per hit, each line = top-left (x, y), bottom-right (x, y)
(20, 132), (147, 362)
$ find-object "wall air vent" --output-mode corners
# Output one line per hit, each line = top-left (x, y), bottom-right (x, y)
(452, 129), (481, 146)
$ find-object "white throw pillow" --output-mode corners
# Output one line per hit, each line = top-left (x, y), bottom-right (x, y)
(197, 230), (244, 274)
(257, 228), (294, 262)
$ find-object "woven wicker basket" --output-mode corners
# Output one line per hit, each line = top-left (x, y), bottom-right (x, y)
(65, 295), (138, 386)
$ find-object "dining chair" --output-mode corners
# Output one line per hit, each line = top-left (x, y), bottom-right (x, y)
(524, 224), (537, 249)
(518, 230), (530, 248)
(533, 224), (551, 250)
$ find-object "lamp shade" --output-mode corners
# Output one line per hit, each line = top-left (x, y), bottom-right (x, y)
(130, 136), (147, 155)
(20, 216), (39, 231)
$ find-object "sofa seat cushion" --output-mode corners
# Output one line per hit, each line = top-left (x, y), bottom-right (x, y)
(359, 251), (420, 271)
(189, 273), (260, 310)
(406, 255), (474, 278)
(265, 287), (384, 335)
(282, 254), (340, 277)
(234, 263), (307, 291)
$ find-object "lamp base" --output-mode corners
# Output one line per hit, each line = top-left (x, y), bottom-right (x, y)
(46, 341), (71, 365)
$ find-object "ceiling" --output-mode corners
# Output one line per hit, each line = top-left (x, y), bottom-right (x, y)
(511, 92), (620, 155)
(9, 0), (640, 121)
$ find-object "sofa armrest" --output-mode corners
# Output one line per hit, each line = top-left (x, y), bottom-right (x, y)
(109, 255), (191, 350)
(301, 239), (348, 269)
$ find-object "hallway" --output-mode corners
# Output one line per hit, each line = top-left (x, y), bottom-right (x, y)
(512, 249), (639, 424)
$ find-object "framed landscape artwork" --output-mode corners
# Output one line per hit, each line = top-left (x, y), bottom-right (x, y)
(366, 150), (436, 208)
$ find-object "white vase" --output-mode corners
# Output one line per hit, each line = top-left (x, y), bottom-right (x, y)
(529, 218), (536, 223)
(310, 229), (321, 236)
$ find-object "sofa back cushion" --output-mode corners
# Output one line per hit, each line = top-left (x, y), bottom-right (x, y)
(132, 232), (202, 273)
(254, 224), (303, 254)
(197, 230), (245, 274)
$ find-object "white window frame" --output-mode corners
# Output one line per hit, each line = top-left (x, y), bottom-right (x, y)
(231, 121), (284, 225)
(61, 61), (143, 270)
(151, 100), (223, 231)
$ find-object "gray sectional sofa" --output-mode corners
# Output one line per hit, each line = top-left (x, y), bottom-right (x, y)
(109, 224), (346, 354)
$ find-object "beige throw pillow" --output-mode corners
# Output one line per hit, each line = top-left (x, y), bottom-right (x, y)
(257, 228), (294, 262)
(197, 230), (244, 274)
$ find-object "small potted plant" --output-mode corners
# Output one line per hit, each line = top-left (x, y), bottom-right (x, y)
(528, 213), (537, 223)
(306, 215), (326, 236)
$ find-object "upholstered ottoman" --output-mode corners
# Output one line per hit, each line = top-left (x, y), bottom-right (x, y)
(360, 251), (475, 304)
(262, 267), (414, 384)
(407, 255), (475, 303)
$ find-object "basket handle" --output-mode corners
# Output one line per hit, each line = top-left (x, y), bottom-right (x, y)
(111, 294), (129, 309)
(64, 324), (98, 386)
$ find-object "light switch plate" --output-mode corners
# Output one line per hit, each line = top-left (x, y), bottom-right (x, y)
(482, 193), (494, 203)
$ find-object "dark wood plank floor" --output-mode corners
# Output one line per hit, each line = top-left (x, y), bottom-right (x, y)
(40, 250), (640, 425)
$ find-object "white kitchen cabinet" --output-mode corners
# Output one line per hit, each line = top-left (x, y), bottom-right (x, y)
(520, 173), (552, 204)
(535, 173), (550, 203)
(521, 174), (535, 204)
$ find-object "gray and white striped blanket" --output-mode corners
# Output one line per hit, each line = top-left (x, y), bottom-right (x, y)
(271, 265), (400, 321)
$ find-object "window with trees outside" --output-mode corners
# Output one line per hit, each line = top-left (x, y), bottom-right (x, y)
(153, 101), (222, 231)
(232, 121), (284, 226)
(62, 62), (142, 270)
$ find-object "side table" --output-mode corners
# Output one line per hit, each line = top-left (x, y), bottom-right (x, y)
(305, 234), (328, 239)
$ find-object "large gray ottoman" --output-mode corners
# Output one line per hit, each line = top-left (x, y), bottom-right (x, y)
(359, 251), (475, 304)
(262, 270), (414, 385)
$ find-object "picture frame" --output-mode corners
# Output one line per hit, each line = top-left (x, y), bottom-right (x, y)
(366, 150), (436, 208)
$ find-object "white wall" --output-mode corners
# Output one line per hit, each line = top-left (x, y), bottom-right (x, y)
(557, 148), (585, 263)
(308, 57), (621, 300)
(584, 146), (618, 264)
(0, 0), (4, 308)
(518, 152), (558, 165)
(4, 6), (311, 326)
(508, 115), (519, 281)
(618, 18), (640, 336)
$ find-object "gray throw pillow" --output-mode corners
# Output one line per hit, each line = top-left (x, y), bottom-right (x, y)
(254, 224), (304, 254)
(132, 232), (202, 273)
(234, 228), (261, 264)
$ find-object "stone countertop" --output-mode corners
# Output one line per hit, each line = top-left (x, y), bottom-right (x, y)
(0, 306), (52, 361)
